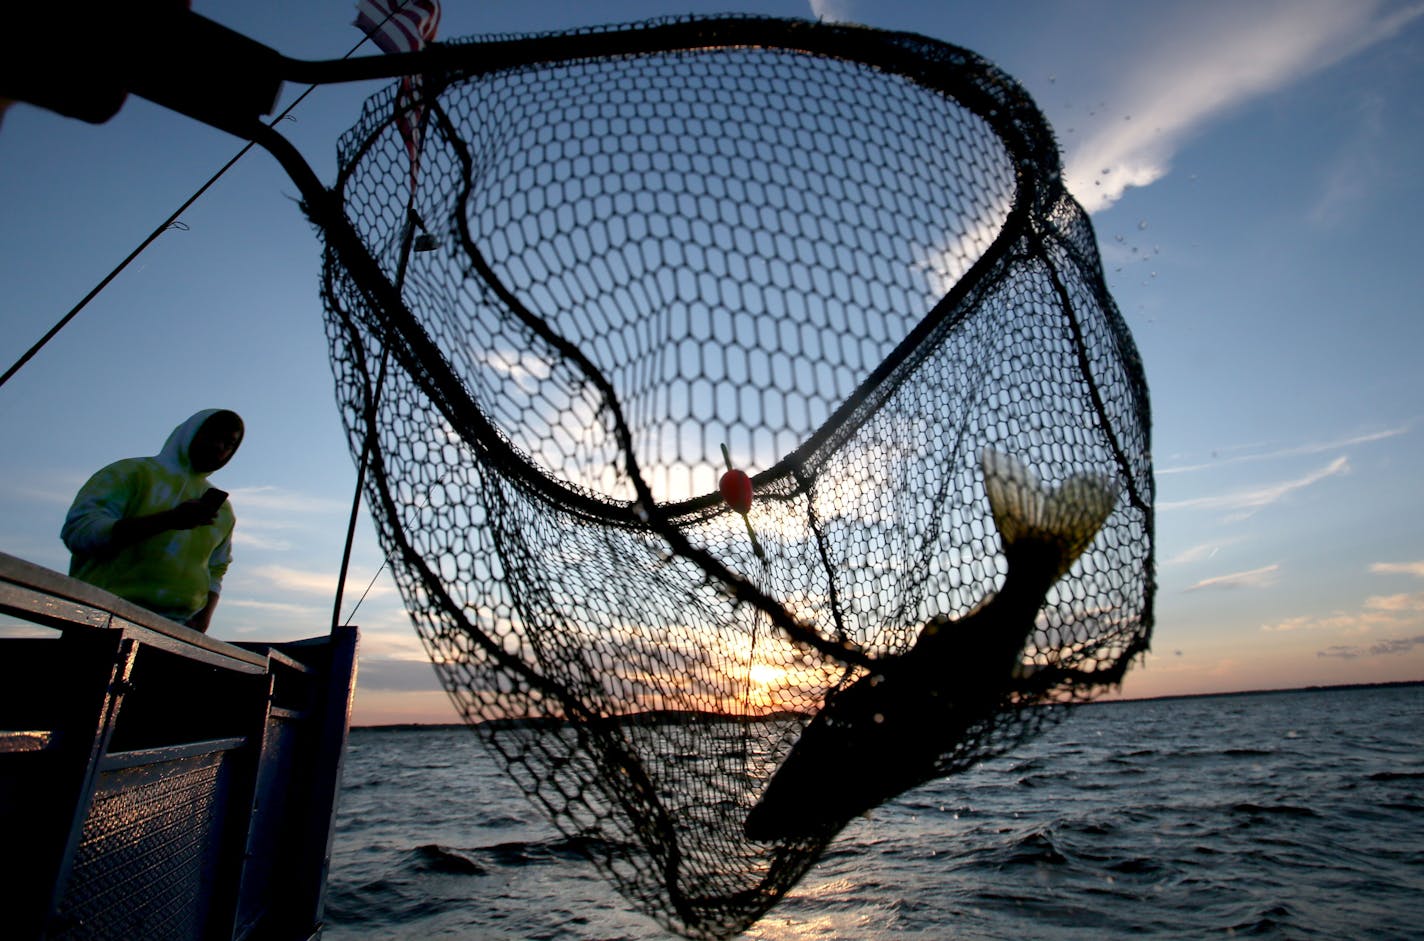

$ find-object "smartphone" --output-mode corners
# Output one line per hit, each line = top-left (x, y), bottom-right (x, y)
(200, 487), (228, 511)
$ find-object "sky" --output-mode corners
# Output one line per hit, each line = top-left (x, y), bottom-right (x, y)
(2, 0), (1422, 726)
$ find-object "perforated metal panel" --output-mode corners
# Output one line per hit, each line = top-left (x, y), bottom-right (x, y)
(55, 750), (234, 940)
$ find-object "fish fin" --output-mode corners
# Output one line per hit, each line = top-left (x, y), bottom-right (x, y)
(981, 448), (1118, 580)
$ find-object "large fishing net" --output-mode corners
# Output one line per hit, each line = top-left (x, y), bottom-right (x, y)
(315, 16), (1153, 939)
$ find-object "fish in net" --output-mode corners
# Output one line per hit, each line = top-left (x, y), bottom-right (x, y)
(312, 16), (1154, 940)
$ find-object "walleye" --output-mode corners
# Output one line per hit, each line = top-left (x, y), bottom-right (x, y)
(744, 448), (1118, 842)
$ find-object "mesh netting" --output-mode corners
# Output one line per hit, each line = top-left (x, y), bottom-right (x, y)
(316, 16), (1153, 939)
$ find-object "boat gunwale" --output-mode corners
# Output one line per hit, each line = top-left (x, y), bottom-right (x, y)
(0, 549), (268, 671)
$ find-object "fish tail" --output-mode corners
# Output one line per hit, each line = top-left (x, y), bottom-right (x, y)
(981, 448), (1118, 580)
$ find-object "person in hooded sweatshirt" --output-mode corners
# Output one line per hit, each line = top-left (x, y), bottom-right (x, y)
(62, 409), (244, 633)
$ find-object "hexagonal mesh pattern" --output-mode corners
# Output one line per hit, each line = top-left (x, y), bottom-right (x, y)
(317, 16), (1153, 939)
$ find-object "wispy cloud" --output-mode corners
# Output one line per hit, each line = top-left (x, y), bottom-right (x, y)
(1263, 560), (1424, 639)
(358, 629), (428, 660)
(1307, 92), (1387, 228)
(3, 477), (346, 516)
(1317, 635), (1424, 659)
(1265, 612), (1363, 634)
(231, 528), (296, 551)
(1371, 561), (1424, 578)
(1, 468), (89, 506)
(1158, 426), (1407, 476)
(1163, 538), (1242, 565)
(1064, 1), (1424, 211)
(6, 483), (77, 506)
(1263, 595), (1424, 634)
(229, 485), (347, 515)
(1185, 563), (1279, 592)
(1363, 592), (1424, 615)
(225, 598), (327, 619)
(248, 563), (396, 599)
(1159, 456), (1348, 515)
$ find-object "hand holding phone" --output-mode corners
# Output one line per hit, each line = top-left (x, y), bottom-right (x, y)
(171, 488), (228, 529)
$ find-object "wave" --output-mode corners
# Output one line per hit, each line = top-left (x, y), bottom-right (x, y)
(473, 833), (615, 868)
(1105, 855), (1163, 875)
(397, 835), (620, 877)
(1230, 802), (1320, 818)
(323, 875), (470, 926)
(411, 843), (486, 875)
(1227, 903), (1295, 937)
(999, 830), (1069, 868)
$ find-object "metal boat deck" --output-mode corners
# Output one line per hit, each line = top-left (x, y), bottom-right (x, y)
(0, 551), (358, 940)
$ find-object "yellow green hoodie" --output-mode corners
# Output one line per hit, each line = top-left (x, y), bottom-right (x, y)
(62, 409), (238, 622)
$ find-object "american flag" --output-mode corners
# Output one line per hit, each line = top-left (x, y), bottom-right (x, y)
(354, 0), (441, 194)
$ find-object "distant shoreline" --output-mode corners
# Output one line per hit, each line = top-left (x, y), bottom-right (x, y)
(351, 678), (1422, 730)
(1084, 677), (1423, 708)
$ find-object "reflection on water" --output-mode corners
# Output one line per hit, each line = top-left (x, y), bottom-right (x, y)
(327, 685), (1423, 940)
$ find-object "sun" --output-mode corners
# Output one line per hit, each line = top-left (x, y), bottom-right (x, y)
(747, 663), (784, 686)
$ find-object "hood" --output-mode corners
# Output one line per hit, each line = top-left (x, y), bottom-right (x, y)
(156, 408), (243, 474)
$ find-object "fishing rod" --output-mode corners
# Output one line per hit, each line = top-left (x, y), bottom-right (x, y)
(0, 2), (433, 393)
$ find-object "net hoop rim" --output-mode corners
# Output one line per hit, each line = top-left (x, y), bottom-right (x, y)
(333, 15), (1068, 528)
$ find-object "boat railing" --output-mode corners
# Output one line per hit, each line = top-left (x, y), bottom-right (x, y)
(0, 550), (358, 941)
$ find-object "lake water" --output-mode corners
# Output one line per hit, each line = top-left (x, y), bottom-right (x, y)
(322, 684), (1423, 940)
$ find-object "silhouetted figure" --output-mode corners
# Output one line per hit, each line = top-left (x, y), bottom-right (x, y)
(62, 409), (243, 633)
